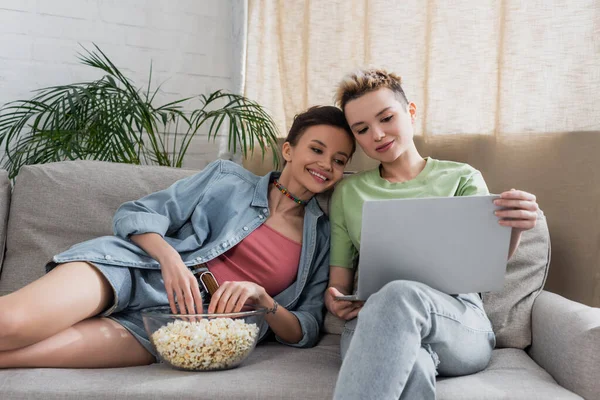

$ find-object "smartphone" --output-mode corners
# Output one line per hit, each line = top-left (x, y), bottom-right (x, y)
(335, 295), (361, 301)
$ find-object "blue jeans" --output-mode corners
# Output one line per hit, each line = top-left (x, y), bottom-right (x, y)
(334, 280), (496, 400)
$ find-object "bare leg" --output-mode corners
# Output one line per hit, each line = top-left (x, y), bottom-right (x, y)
(0, 317), (154, 368)
(0, 262), (113, 351)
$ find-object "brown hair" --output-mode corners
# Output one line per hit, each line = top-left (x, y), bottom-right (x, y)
(335, 68), (409, 111)
(285, 105), (356, 156)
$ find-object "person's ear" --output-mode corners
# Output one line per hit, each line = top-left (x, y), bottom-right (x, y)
(282, 141), (293, 163)
(407, 102), (417, 123)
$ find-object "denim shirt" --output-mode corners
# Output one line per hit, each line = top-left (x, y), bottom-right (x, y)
(52, 160), (331, 348)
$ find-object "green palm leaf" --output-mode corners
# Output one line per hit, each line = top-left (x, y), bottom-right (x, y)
(0, 44), (280, 179)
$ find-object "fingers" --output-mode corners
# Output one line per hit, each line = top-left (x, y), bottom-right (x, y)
(328, 287), (343, 297)
(330, 298), (362, 320)
(174, 287), (186, 314)
(493, 189), (539, 231)
(494, 198), (539, 212)
(225, 289), (244, 313)
(325, 287), (362, 320)
(345, 304), (363, 320)
(182, 283), (195, 315)
(166, 286), (177, 314)
(208, 282), (237, 314)
(498, 218), (537, 229)
(498, 188), (537, 202)
(494, 208), (538, 230)
(191, 280), (204, 315)
(208, 285), (226, 314)
(164, 277), (202, 315)
(494, 208), (538, 220)
(160, 259), (204, 315)
(208, 282), (264, 314)
(234, 293), (250, 313)
(338, 302), (363, 320)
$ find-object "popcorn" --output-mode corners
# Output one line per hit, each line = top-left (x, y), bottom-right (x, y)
(151, 318), (260, 370)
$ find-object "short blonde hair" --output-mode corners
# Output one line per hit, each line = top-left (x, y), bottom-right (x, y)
(335, 68), (409, 111)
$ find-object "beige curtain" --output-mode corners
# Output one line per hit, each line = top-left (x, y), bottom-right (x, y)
(244, 0), (600, 144)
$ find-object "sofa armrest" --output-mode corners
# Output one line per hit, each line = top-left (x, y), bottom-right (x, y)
(529, 290), (600, 400)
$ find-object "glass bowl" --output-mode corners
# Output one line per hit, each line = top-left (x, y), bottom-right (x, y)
(142, 304), (266, 371)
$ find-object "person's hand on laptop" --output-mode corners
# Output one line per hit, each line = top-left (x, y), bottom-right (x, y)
(325, 287), (364, 320)
(493, 188), (538, 230)
(493, 188), (539, 259)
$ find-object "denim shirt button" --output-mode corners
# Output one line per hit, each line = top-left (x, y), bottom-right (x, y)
(195, 257), (202, 262)
(104, 255), (112, 260)
(263, 208), (269, 214)
(221, 243), (227, 248)
(259, 215), (264, 219)
(243, 226), (249, 231)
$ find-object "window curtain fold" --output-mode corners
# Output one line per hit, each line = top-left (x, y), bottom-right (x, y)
(243, 0), (600, 140)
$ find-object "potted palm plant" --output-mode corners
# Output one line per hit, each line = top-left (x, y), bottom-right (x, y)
(0, 45), (280, 179)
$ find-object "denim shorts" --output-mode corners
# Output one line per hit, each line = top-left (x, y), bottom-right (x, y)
(48, 261), (174, 359)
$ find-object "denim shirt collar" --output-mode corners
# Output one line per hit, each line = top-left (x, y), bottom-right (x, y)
(252, 171), (324, 218)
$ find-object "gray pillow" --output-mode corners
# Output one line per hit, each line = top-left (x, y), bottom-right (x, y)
(483, 210), (550, 348)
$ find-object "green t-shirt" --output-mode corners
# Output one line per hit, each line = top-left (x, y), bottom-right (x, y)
(329, 157), (489, 269)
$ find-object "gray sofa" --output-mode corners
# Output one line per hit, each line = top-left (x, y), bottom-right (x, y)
(1, 133), (599, 399)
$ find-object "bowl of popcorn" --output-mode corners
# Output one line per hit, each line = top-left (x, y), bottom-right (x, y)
(141, 305), (265, 371)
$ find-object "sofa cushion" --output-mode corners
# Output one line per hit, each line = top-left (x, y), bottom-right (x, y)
(0, 160), (204, 295)
(0, 336), (580, 399)
(0, 335), (343, 400)
(0, 169), (10, 276)
(322, 189), (550, 350)
(436, 348), (581, 400)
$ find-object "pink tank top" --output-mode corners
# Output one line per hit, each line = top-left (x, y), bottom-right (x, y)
(207, 223), (302, 297)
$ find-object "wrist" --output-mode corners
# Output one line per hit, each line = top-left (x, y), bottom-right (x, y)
(265, 297), (279, 315)
(258, 290), (278, 314)
(157, 250), (182, 266)
(257, 289), (271, 308)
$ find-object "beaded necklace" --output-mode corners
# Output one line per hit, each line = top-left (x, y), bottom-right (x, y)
(273, 179), (308, 206)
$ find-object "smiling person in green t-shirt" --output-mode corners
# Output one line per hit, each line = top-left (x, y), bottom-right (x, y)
(325, 68), (539, 400)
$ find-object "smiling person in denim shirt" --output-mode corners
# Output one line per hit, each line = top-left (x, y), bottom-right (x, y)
(0, 106), (355, 369)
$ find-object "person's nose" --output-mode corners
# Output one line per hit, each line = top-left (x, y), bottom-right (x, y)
(372, 126), (385, 142)
(317, 157), (333, 172)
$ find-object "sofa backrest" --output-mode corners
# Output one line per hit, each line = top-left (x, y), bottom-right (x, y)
(0, 170), (10, 276)
(0, 157), (552, 348)
(248, 131), (600, 307)
(0, 161), (199, 297)
(338, 132), (600, 309)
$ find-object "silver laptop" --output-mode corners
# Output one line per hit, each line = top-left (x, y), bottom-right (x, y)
(337, 195), (511, 301)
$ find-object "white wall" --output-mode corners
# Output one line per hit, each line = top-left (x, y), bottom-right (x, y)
(0, 0), (239, 170)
